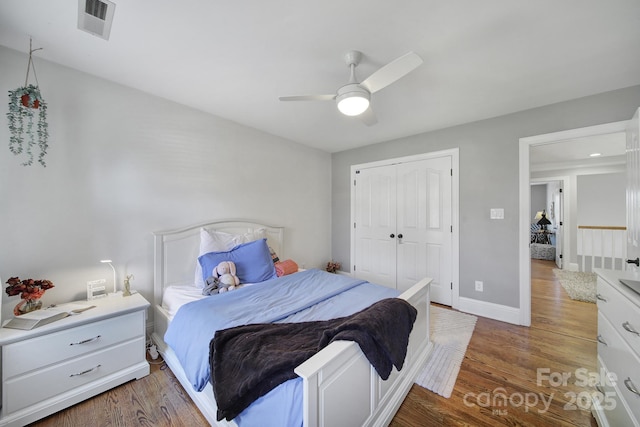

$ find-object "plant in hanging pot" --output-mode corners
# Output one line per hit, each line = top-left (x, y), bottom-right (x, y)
(7, 84), (49, 166)
(18, 85), (40, 109)
(6, 39), (50, 167)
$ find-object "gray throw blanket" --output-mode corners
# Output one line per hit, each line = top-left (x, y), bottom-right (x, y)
(209, 298), (417, 421)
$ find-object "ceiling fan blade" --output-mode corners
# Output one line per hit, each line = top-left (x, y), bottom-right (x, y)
(279, 94), (336, 102)
(360, 52), (423, 94)
(359, 107), (378, 126)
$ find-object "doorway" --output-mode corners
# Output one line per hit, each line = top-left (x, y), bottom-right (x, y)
(530, 180), (565, 269)
(518, 121), (628, 326)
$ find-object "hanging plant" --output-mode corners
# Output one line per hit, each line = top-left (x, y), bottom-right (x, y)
(6, 39), (50, 167)
(7, 85), (49, 166)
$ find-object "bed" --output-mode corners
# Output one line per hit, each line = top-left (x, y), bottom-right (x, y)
(151, 219), (432, 427)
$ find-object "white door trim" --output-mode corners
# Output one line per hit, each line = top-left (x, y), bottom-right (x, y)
(350, 148), (460, 309)
(519, 121), (628, 326)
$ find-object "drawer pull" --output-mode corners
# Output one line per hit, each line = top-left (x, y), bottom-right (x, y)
(70, 335), (102, 345)
(596, 293), (607, 302)
(69, 364), (101, 377)
(596, 335), (608, 346)
(622, 322), (640, 336)
(624, 377), (640, 396)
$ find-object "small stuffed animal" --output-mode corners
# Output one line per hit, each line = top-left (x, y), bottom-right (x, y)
(202, 276), (221, 296)
(212, 261), (240, 292)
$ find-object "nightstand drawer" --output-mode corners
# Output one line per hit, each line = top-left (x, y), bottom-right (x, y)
(3, 311), (144, 378)
(3, 337), (145, 414)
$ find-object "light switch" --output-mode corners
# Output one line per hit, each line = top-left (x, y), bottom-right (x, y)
(490, 208), (504, 219)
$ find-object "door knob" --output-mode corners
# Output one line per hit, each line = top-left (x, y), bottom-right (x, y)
(627, 258), (640, 266)
(398, 234), (403, 239)
(390, 234), (395, 238)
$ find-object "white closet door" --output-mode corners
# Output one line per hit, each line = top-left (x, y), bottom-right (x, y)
(396, 157), (453, 303)
(353, 155), (453, 305)
(353, 165), (397, 287)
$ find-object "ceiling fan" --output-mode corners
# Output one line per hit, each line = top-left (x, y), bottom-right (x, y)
(279, 50), (423, 126)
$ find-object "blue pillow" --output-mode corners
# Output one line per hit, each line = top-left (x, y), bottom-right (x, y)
(198, 238), (277, 284)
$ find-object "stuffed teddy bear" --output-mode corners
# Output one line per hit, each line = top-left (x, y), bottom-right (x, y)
(212, 260), (240, 293)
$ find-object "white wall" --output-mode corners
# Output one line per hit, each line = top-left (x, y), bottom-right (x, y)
(0, 45), (332, 323)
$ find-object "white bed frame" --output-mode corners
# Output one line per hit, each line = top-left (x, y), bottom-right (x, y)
(151, 219), (432, 427)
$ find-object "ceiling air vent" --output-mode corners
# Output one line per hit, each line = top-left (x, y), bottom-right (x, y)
(78, 0), (116, 40)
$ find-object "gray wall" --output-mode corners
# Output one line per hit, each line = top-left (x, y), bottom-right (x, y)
(0, 45), (332, 323)
(332, 85), (640, 308)
(577, 173), (626, 227)
(531, 184), (548, 223)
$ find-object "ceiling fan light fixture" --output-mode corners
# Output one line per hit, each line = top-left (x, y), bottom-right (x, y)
(279, 50), (422, 125)
(336, 84), (370, 116)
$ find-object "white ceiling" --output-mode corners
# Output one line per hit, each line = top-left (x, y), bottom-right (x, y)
(530, 132), (627, 171)
(1, 1), (639, 153)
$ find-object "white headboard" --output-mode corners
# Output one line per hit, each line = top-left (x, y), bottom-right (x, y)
(152, 219), (284, 307)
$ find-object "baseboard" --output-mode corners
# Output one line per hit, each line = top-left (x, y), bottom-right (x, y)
(568, 262), (580, 272)
(146, 321), (154, 343)
(457, 297), (521, 325)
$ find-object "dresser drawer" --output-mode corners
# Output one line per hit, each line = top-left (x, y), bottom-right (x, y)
(595, 356), (639, 427)
(597, 312), (640, 423)
(597, 278), (640, 357)
(3, 337), (145, 414)
(3, 311), (144, 379)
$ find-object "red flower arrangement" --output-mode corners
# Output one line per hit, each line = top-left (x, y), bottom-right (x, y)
(5, 277), (54, 300)
(326, 261), (341, 273)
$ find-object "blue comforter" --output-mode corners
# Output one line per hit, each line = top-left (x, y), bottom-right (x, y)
(164, 269), (399, 426)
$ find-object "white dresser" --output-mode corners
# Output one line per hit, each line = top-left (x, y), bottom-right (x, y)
(593, 268), (640, 427)
(0, 292), (150, 426)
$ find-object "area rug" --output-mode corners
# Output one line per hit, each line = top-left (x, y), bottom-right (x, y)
(414, 305), (477, 398)
(552, 268), (597, 303)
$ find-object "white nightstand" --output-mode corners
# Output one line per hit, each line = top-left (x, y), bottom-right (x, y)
(0, 292), (150, 426)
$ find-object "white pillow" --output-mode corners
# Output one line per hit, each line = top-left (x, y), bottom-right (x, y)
(193, 228), (267, 288)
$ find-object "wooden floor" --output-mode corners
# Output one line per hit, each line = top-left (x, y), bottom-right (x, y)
(392, 259), (598, 427)
(31, 259), (598, 426)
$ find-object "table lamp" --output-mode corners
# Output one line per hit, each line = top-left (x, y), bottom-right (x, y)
(100, 259), (117, 294)
(536, 210), (552, 231)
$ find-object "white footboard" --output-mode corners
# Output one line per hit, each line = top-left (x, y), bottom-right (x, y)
(152, 278), (431, 427)
(294, 278), (432, 427)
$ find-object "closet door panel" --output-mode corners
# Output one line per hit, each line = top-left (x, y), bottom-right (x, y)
(354, 165), (397, 288)
(396, 240), (419, 289)
(397, 157), (452, 304)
